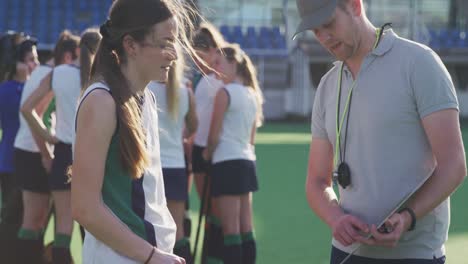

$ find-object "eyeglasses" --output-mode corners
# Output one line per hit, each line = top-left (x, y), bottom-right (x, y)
(140, 40), (175, 52)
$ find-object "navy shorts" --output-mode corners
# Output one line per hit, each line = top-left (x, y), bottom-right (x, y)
(49, 142), (72, 191)
(211, 159), (258, 197)
(162, 168), (188, 201)
(330, 246), (446, 264)
(192, 145), (210, 174)
(14, 148), (49, 193)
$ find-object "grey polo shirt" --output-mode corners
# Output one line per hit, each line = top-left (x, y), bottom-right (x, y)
(311, 29), (458, 259)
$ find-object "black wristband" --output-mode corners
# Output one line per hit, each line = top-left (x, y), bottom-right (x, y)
(398, 207), (416, 231)
(144, 247), (156, 264)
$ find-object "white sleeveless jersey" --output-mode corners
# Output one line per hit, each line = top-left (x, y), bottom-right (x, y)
(193, 73), (223, 147)
(51, 64), (81, 144)
(212, 83), (258, 163)
(14, 65), (53, 152)
(79, 83), (176, 263)
(148, 81), (189, 168)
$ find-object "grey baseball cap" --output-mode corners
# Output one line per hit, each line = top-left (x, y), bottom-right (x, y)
(293, 0), (338, 39)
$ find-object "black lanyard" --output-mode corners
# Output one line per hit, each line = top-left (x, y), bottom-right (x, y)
(333, 23), (392, 188)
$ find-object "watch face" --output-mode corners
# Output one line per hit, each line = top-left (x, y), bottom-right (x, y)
(337, 162), (351, 188)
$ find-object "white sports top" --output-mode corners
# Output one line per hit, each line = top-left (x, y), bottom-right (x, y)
(51, 64), (81, 144)
(79, 82), (176, 262)
(14, 65), (53, 152)
(193, 73), (223, 147)
(148, 81), (190, 168)
(212, 83), (258, 163)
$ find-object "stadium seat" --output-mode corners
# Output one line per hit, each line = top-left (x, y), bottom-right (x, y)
(259, 27), (272, 49)
(220, 25), (232, 43)
(232, 26), (243, 40)
(79, 1), (88, 11)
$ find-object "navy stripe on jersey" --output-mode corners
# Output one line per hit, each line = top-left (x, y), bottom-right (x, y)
(50, 68), (54, 88)
(222, 87), (231, 107)
(132, 176), (157, 247)
(192, 72), (203, 92)
(74, 87), (112, 132)
(67, 64), (81, 69)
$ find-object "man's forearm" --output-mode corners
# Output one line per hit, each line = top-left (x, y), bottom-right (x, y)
(306, 180), (344, 228)
(407, 159), (466, 220)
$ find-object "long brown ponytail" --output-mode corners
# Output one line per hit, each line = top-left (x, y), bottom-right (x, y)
(221, 44), (264, 127)
(90, 0), (204, 179)
(53, 30), (80, 66)
(192, 22), (225, 51)
(166, 44), (186, 120)
(79, 29), (101, 90)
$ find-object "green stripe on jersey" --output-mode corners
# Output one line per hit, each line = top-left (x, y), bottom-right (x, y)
(101, 133), (148, 241)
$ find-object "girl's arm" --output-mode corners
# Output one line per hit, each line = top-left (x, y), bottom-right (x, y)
(250, 123), (256, 146)
(72, 90), (177, 262)
(21, 72), (56, 160)
(184, 88), (198, 139)
(203, 88), (229, 160)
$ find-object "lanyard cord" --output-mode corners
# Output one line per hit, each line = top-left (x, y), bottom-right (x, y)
(333, 23), (391, 168)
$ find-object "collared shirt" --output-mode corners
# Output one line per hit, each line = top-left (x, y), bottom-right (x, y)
(311, 29), (458, 259)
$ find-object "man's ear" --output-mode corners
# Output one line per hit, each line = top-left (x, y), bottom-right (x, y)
(350, 0), (363, 17)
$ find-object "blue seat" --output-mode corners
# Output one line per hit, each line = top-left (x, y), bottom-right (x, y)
(8, 19), (19, 31)
(79, 1), (88, 10)
(93, 10), (103, 25)
(64, 1), (74, 8)
(78, 22), (88, 32)
(461, 31), (468, 47)
(247, 26), (256, 37)
(272, 26), (280, 36)
(64, 21), (73, 30)
(232, 34), (243, 47)
(233, 26), (242, 35)
(37, 30), (48, 43)
(438, 29), (449, 48)
(220, 25), (232, 42)
(104, 0), (113, 10)
(24, 2), (34, 10)
(451, 29), (465, 48)
(259, 27), (272, 49)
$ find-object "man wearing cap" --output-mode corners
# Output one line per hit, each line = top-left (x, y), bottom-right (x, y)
(297, 0), (466, 263)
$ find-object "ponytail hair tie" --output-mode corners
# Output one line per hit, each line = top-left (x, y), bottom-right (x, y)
(100, 20), (117, 49)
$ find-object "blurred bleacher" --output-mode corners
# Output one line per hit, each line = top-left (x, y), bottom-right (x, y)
(0, 0), (112, 48)
(217, 25), (289, 119)
(429, 28), (468, 50)
(219, 25), (287, 52)
(0, 0), (289, 55)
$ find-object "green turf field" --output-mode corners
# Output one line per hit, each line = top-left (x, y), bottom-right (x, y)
(187, 122), (468, 264)
(2, 122), (468, 263)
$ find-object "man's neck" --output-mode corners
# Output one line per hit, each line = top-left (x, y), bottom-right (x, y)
(345, 23), (377, 79)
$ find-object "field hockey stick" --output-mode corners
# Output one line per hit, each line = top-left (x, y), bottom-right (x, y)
(192, 171), (210, 262)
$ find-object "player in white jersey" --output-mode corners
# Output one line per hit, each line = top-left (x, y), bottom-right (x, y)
(203, 44), (264, 264)
(71, 0), (206, 263)
(148, 53), (197, 263)
(191, 22), (227, 262)
(21, 29), (101, 263)
(14, 31), (81, 264)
